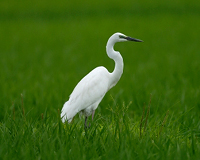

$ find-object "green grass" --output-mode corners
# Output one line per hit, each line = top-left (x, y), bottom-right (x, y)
(0, 0), (200, 159)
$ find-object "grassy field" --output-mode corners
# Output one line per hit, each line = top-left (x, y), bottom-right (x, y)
(0, 0), (200, 159)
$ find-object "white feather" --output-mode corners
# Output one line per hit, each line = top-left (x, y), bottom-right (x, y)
(61, 67), (110, 122)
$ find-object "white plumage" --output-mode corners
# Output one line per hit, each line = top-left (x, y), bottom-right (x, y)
(61, 32), (142, 127)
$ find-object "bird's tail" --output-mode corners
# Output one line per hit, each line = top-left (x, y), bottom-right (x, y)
(60, 101), (74, 123)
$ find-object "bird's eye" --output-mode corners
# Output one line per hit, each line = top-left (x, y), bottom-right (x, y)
(119, 35), (125, 39)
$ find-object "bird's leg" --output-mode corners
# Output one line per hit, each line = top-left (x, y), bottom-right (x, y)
(92, 110), (95, 121)
(84, 116), (91, 128)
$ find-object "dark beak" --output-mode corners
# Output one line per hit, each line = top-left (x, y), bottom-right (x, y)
(125, 36), (143, 42)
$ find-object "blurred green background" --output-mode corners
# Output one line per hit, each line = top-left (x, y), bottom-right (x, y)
(0, 0), (199, 121)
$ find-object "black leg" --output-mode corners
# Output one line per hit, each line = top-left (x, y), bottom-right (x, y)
(92, 110), (95, 121)
(84, 116), (91, 128)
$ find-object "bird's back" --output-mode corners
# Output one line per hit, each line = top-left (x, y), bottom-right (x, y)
(61, 66), (111, 123)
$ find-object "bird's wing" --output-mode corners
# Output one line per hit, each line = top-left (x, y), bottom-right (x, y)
(68, 66), (110, 112)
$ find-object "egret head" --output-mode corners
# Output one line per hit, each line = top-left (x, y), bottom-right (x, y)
(114, 32), (143, 43)
(106, 32), (143, 58)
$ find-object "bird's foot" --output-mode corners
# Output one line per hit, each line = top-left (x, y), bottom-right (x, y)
(84, 122), (91, 129)
(84, 116), (91, 129)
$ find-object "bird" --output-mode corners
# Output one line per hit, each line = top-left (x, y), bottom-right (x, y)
(61, 32), (143, 128)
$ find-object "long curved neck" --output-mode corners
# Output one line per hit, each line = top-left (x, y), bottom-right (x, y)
(106, 40), (124, 90)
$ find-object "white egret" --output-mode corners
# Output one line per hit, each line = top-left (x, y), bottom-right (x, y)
(61, 32), (143, 128)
